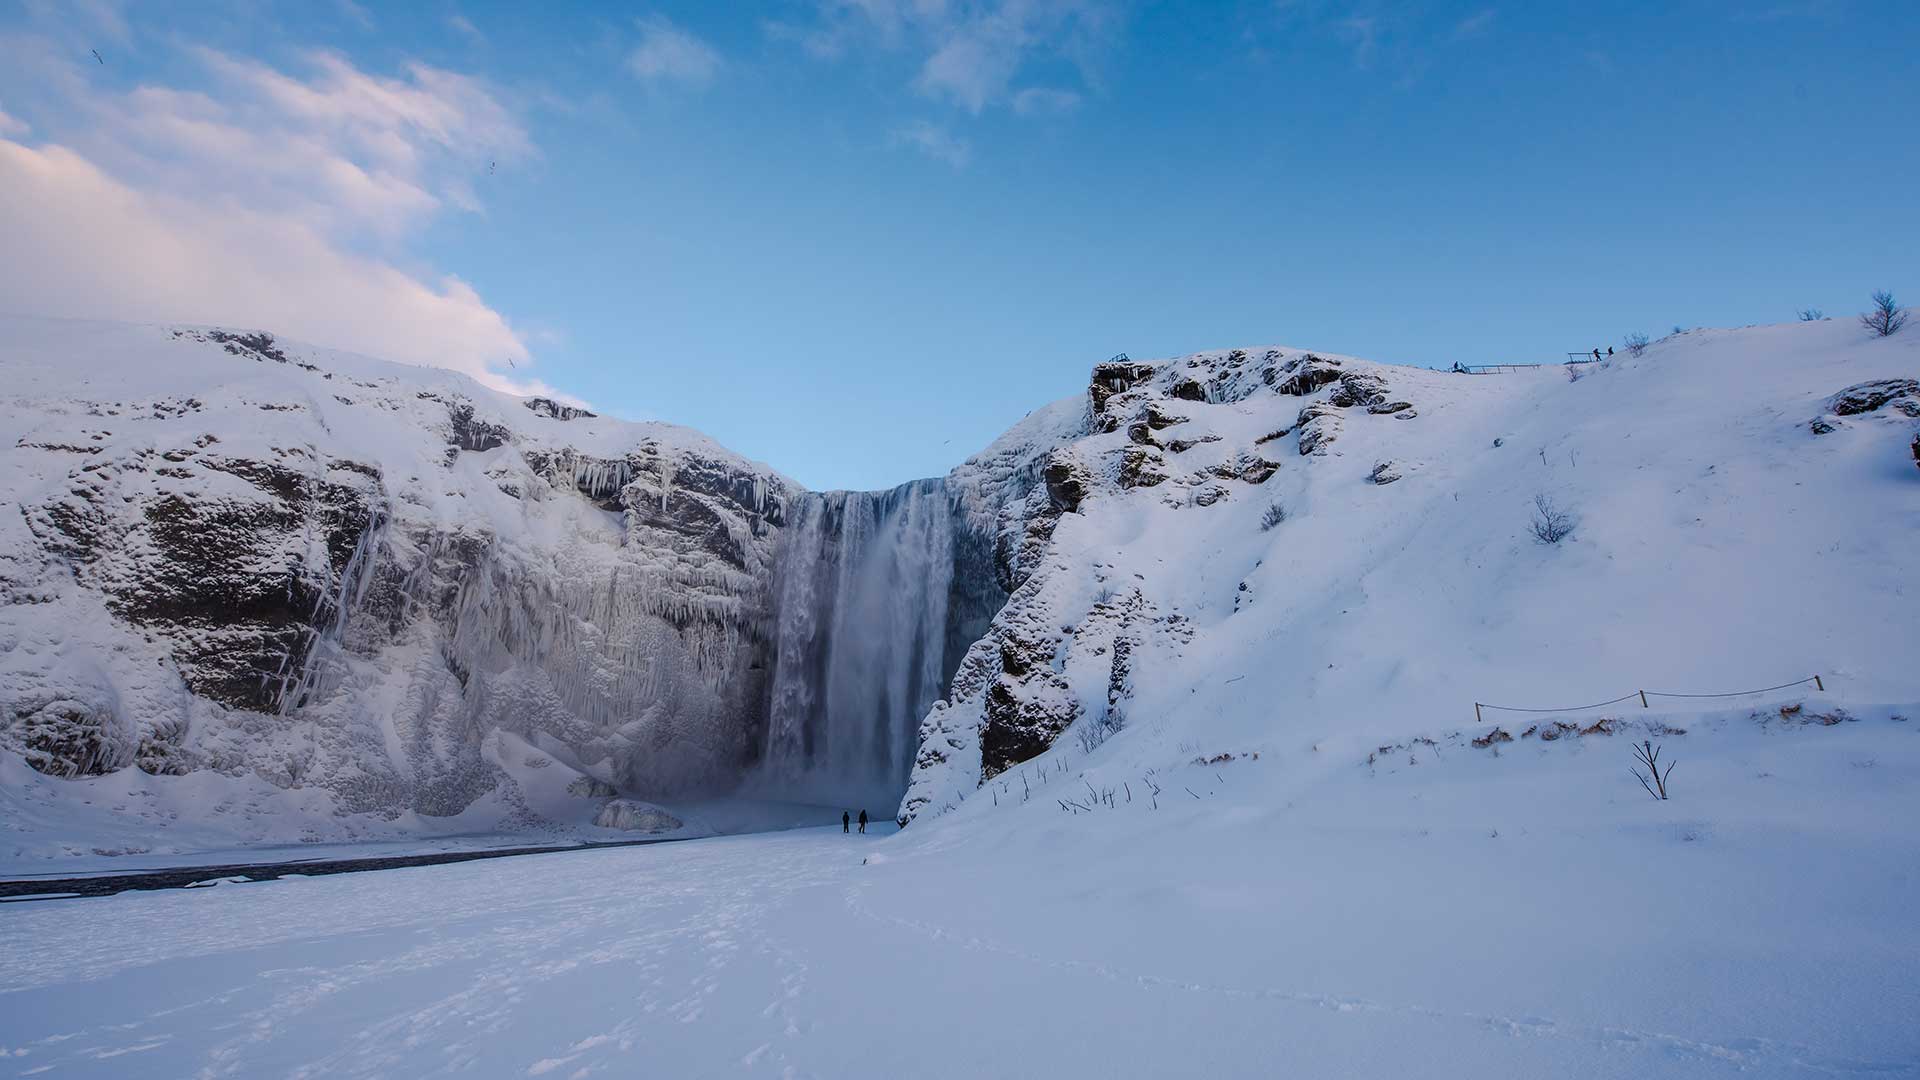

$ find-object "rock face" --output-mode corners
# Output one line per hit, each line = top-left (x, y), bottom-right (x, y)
(900, 343), (1409, 823)
(0, 321), (1052, 826)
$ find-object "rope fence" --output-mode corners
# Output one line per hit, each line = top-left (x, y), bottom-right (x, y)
(1474, 675), (1825, 723)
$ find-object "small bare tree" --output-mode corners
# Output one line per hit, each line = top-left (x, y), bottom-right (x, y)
(1528, 492), (1574, 544)
(1623, 332), (1650, 357)
(1797, 307), (1825, 322)
(1861, 290), (1909, 337)
(1630, 739), (1675, 800)
(1260, 501), (1287, 531)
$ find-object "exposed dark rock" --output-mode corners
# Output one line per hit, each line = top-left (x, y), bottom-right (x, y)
(1168, 377), (1209, 402)
(524, 396), (597, 421)
(447, 402), (512, 452)
(1209, 453), (1280, 485)
(1809, 418), (1838, 435)
(1144, 401), (1190, 430)
(14, 698), (132, 778)
(1367, 400), (1414, 415)
(1272, 354), (1343, 396)
(1329, 372), (1390, 409)
(1119, 446), (1169, 488)
(1089, 361), (1160, 418)
(1164, 434), (1222, 453)
(1295, 404), (1342, 456)
(1042, 452), (1093, 513)
(1829, 379), (1918, 416)
(1125, 422), (1158, 446)
(1369, 461), (1402, 485)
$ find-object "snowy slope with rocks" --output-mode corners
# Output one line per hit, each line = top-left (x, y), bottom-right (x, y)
(905, 320), (1920, 821)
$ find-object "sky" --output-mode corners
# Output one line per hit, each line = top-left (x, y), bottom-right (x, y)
(1, 1), (1915, 490)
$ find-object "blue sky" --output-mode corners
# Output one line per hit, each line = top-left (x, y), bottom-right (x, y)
(1, 1), (1914, 489)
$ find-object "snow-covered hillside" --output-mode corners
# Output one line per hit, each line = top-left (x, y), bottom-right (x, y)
(907, 320), (1920, 820)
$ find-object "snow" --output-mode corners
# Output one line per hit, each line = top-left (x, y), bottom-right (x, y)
(1, 704), (1915, 1078)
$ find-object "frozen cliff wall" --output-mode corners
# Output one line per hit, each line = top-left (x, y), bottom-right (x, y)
(0, 317), (1031, 842)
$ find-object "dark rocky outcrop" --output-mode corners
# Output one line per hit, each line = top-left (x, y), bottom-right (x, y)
(1329, 371), (1390, 409)
(1295, 404), (1342, 456)
(1272, 354), (1343, 396)
(447, 401), (512, 453)
(1829, 379), (1919, 416)
(524, 397), (597, 421)
(1089, 361), (1160, 420)
(1119, 446), (1169, 488)
(1043, 452), (1093, 513)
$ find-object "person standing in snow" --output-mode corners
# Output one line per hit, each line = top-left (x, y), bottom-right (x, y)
(842, 810), (850, 834)
(858, 809), (868, 834)
(1592, 347), (1602, 361)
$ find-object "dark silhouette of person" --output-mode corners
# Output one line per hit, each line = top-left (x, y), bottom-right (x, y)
(1607, 346), (1614, 357)
(858, 809), (868, 834)
(842, 810), (850, 834)
(1592, 348), (1602, 361)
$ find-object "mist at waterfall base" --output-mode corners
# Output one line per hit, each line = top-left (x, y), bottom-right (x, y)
(747, 479), (996, 814)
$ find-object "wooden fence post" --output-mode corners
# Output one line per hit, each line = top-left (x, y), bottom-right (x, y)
(1638, 690), (1648, 708)
(1814, 674), (1824, 692)
(1474, 703), (1483, 723)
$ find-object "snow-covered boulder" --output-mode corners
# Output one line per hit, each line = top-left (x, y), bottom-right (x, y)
(593, 798), (682, 833)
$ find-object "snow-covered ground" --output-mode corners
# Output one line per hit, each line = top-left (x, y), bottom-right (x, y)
(2, 700), (1914, 1078)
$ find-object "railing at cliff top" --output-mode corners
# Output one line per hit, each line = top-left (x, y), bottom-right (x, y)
(1474, 675), (1826, 723)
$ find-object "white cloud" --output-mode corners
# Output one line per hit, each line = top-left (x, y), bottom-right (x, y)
(0, 141), (540, 391)
(778, 0), (1118, 114)
(627, 15), (723, 87)
(447, 14), (485, 44)
(0, 43), (544, 393)
(891, 120), (971, 167)
(0, 105), (26, 136)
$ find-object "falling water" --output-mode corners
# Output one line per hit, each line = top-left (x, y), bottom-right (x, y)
(758, 478), (959, 808)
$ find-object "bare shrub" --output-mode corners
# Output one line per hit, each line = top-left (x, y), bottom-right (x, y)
(1797, 307), (1825, 321)
(1861, 290), (1909, 338)
(1630, 739), (1675, 800)
(1260, 501), (1287, 531)
(1623, 332), (1650, 357)
(1075, 709), (1123, 754)
(1528, 492), (1574, 544)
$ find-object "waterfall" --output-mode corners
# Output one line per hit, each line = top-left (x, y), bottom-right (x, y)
(758, 478), (959, 809)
